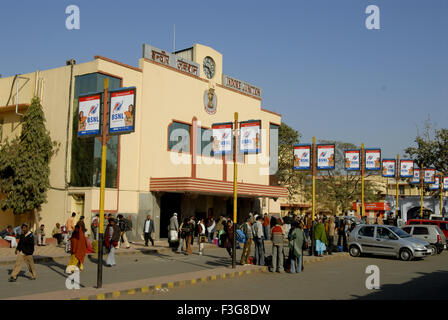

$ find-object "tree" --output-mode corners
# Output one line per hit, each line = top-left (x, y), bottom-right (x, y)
(276, 122), (308, 203)
(304, 140), (382, 215)
(0, 96), (58, 228)
(405, 120), (448, 173)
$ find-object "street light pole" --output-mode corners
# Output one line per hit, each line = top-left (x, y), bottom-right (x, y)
(232, 112), (238, 269)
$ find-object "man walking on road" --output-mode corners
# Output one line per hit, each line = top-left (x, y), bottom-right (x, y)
(143, 215), (155, 247)
(240, 217), (253, 265)
(169, 213), (179, 243)
(117, 214), (131, 249)
(253, 215), (265, 266)
(9, 224), (36, 282)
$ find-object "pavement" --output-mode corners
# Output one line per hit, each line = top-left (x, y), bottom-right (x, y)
(0, 239), (350, 300)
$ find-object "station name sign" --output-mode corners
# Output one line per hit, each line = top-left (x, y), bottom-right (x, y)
(222, 74), (262, 99)
(142, 44), (200, 77)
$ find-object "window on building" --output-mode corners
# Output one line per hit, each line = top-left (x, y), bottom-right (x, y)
(168, 121), (190, 152)
(70, 73), (121, 188)
(198, 127), (213, 157)
(269, 123), (279, 182)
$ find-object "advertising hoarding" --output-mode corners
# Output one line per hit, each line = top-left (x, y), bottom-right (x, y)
(424, 168), (436, 184)
(400, 160), (414, 178)
(429, 176), (440, 190)
(317, 145), (335, 170)
(109, 88), (136, 134)
(365, 149), (381, 171)
(382, 159), (396, 177)
(410, 168), (420, 184)
(212, 123), (233, 155)
(240, 120), (261, 153)
(293, 145), (311, 170)
(345, 150), (360, 171)
(78, 93), (101, 137)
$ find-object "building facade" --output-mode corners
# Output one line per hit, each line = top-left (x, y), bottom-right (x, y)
(0, 43), (286, 239)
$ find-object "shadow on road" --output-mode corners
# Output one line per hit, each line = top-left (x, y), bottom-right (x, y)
(352, 270), (448, 300)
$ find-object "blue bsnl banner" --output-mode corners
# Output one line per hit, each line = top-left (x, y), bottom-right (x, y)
(240, 120), (261, 153)
(317, 145), (335, 170)
(382, 159), (395, 177)
(78, 93), (101, 137)
(293, 145), (311, 170)
(109, 88), (136, 135)
(212, 123), (232, 155)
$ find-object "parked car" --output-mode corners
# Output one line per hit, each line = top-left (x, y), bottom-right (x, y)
(402, 224), (446, 254)
(348, 224), (431, 261)
(406, 219), (448, 238)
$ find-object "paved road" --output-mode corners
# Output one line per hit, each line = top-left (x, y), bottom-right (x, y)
(116, 252), (448, 300)
(0, 247), (237, 299)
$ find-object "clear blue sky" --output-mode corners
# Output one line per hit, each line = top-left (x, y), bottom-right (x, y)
(1, 0), (447, 159)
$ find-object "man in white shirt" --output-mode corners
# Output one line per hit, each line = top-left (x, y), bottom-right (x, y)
(253, 215), (265, 266)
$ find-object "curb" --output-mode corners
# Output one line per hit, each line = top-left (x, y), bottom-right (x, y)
(73, 253), (351, 300)
(72, 266), (269, 300)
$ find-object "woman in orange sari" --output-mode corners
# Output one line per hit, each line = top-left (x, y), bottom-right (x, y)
(66, 223), (87, 273)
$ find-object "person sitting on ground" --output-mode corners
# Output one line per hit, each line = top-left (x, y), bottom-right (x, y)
(1, 225), (17, 248)
(52, 223), (63, 245)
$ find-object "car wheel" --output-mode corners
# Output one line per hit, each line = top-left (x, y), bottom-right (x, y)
(399, 248), (412, 261)
(429, 245), (437, 255)
(349, 245), (360, 257)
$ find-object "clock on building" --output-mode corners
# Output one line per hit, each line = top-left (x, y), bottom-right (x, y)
(203, 56), (215, 79)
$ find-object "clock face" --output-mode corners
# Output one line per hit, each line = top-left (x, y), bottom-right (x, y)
(203, 56), (215, 79)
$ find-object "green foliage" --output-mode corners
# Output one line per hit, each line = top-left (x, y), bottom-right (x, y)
(276, 122), (308, 202)
(405, 120), (448, 173)
(0, 97), (57, 214)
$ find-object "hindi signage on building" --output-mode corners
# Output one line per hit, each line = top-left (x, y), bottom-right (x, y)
(212, 123), (233, 155)
(365, 149), (381, 171)
(317, 145), (335, 170)
(78, 93), (101, 137)
(345, 150), (360, 171)
(142, 44), (200, 77)
(429, 176), (440, 190)
(293, 145), (311, 170)
(382, 159), (396, 177)
(109, 87), (136, 135)
(400, 160), (414, 178)
(424, 168), (436, 184)
(240, 120), (261, 154)
(410, 168), (420, 184)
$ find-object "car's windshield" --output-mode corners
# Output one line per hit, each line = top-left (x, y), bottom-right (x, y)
(390, 226), (411, 238)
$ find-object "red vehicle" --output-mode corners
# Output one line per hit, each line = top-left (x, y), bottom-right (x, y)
(406, 219), (448, 238)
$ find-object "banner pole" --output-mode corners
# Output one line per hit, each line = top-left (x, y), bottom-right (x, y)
(396, 154), (399, 219)
(361, 143), (365, 218)
(421, 163), (424, 218)
(232, 112), (238, 269)
(97, 78), (109, 289)
(441, 173), (443, 216)
(312, 137), (316, 222)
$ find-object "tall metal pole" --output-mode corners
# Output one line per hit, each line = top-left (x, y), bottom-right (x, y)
(421, 163), (424, 218)
(311, 137), (316, 256)
(440, 173), (443, 216)
(232, 112), (238, 269)
(97, 78), (109, 289)
(396, 154), (399, 218)
(361, 143), (365, 217)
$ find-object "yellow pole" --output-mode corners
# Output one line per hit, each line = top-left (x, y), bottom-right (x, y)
(361, 143), (365, 217)
(312, 136), (316, 221)
(97, 78), (109, 289)
(441, 173), (443, 216)
(233, 112), (238, 224)
(421, 163), (424, 218)
(232, 112), (238, 269)
(396, 154), (399, 218)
